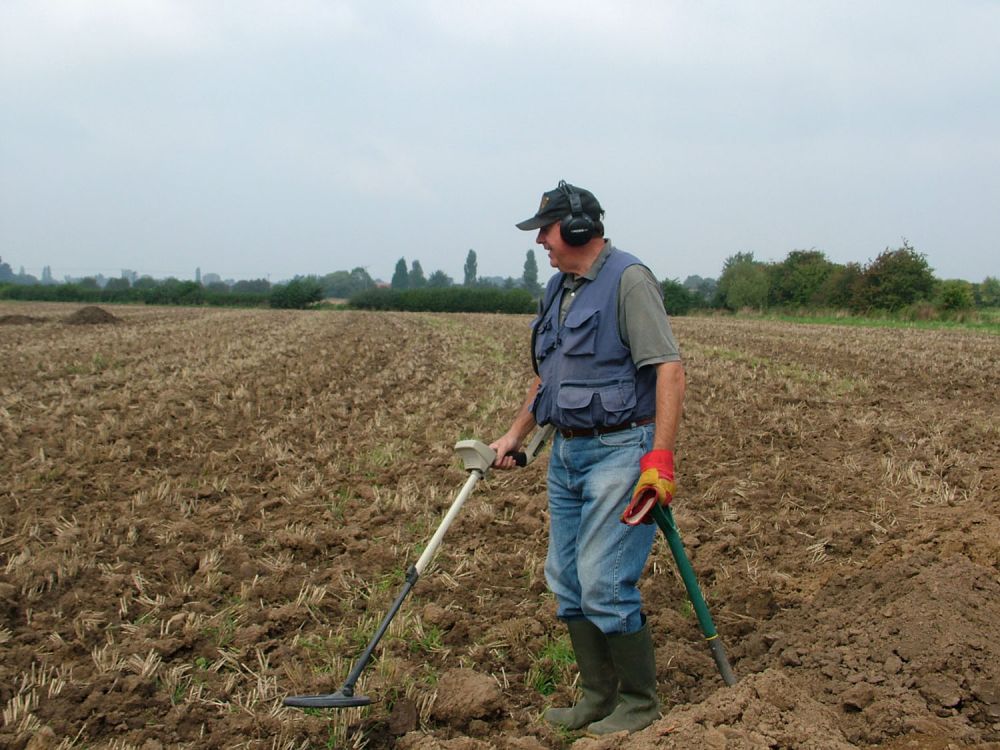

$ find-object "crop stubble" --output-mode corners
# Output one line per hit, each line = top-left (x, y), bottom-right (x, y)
(1, 302), (998, 749)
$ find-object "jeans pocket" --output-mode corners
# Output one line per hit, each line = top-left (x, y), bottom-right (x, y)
(598, 423), (652, 450)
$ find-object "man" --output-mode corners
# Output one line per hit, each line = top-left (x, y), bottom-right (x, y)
(490, 180), (685, 735)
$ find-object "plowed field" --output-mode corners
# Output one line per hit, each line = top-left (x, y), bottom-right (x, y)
(2, 302), (998, 750)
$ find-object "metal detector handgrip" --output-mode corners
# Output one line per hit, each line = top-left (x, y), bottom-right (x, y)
(507, 424), (555, 467)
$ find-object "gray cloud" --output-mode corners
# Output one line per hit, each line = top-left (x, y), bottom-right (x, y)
(1, 1), (997, 283)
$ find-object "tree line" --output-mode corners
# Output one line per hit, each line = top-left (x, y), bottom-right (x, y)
(386, 249), (541, 295)
(660, 242), (998, 317)
(0, 250), (543, 313)
(2, 244), (997, 316)
(0, 249), (542, 305)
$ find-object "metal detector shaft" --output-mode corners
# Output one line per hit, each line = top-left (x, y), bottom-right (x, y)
(336, 467), (485, 700)
(284, 440), (498, 709)
(650, 503), (738, 687)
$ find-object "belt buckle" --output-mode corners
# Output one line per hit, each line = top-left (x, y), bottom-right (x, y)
(559, 425), (600, 439)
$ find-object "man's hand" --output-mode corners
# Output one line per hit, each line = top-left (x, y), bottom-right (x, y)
(489, 435), (522, 470)
(621, 449), (675, 525)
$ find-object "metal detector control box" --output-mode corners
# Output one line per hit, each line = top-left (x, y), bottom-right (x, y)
(454, 440), (496, 475)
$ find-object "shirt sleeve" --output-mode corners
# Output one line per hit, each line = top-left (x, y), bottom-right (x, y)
(618, 264), (682, 369)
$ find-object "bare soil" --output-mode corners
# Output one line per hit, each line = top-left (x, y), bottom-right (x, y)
(63, 306), (122, 325)
(1, 303), (998, 749)
(0, 314), (47, 325)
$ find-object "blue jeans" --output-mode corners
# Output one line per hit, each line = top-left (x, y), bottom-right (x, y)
(544, 423), (656, 635)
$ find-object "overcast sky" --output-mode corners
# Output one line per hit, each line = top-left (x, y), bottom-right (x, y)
(2, 1), (998, 285)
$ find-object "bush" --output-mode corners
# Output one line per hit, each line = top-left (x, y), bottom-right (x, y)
(143, 280), (204, 306)
(815, 263), (864, 309)
(661, 279), (697, 316)
(349, 287), (534, 314)
(717, 252), (770, 311)
(0, 280), (269, 308)
(853, 242), (935, 312)
(936, 280), (974, 312)
(270, 278), (323, 309)
(768, 250), (836, 307)
(974, 277), (999, 308)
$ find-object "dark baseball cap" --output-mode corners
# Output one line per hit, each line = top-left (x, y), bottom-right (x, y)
(516, 180), (604, 231)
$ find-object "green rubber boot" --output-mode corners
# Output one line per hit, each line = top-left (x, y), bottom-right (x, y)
(543, 619), (618, 730)
(586, 622), (660, 735)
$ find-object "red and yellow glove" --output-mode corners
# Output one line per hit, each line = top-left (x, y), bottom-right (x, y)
(621, 450), (675, 526)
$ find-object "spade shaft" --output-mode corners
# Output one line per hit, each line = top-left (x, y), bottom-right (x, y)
(650, 503), (737, 686)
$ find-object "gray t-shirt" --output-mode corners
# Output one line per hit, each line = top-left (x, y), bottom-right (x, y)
(554, 241), (682, 369)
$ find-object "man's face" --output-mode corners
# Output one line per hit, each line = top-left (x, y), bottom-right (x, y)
(536, 221), (571, 270)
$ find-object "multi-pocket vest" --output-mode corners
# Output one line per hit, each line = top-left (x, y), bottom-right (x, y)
(530, 248), (657, 430)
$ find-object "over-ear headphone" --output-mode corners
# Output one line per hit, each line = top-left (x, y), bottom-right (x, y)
(558, 180), (596, 247)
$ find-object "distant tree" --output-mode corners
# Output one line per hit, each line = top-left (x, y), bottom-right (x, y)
(409, 260), (427, 288)
(14, 268), (40, 285)
(41, 266), (54, 285)
(349, 267), (375, 293)
(349, 286), (534, 314)
(477, 275), (512, 288)
(133, 276), (159, 291)
(205, 281), (230, 294)
(816, 262), (864, 309)
(768, 249), (836, 307)
(321, 271), (351, 298)
(717, 252), (769, 310)
(391, 258), (409, 290)
(522, 249), (541, 295)
(0, 258), (13, 283)
(270, 278), (323, 309)
(104, 277), (131, 291)
(321, 267), (374, 298)
(78, 277), (101, 291)
(146, 278), (203, 305)
(232, 278), (271, 294)
(975, 276), (1000, 307)
(683, 275), (716, 304)
(427, 270), (453, 288)
(463, 249), (478, 286)
(661, 278), (697, 315)
(855, 240), (935, 311)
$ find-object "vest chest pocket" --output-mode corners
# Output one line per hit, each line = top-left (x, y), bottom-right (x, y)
(560, 307), (599, 356)
(532, 317), (558, 364)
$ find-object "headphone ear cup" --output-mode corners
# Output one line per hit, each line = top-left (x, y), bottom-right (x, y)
(560, 213), (595, 246)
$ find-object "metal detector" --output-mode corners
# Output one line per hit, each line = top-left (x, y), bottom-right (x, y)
(282, 428), (552, 709)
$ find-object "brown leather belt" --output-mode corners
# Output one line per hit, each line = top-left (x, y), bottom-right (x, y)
(556, 416), (655, 439)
